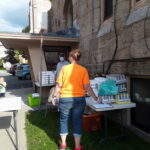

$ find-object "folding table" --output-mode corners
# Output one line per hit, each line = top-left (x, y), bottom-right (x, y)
(86, 97), (136, 143)
(0, 97), (22, 150)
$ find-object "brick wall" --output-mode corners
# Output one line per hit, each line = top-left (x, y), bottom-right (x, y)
(49, 0), (150, 77)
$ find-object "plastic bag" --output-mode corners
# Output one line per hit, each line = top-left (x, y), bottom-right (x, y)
(98, 79), (118, 95)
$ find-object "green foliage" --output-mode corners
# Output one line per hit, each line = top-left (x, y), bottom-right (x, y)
(2, 48), (18, 64)
(2, 48), (27, 64)
(22, 25), (30, 33)
(14, 49), (27, 60)
(0, 59), (3, 67)
(0, 60), (5, 70)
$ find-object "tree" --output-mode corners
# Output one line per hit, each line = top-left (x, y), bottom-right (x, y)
(22, 25), (30, 33)
(14, 49), (27, 60)
(2, 26), (29, 64)
(2, 48), (18, 64)
(2, 49), (27, 64)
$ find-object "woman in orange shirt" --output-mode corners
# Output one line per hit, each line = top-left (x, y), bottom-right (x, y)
(52, 49), (98, 150)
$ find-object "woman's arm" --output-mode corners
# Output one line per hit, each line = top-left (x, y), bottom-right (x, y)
(84, 84), (98, 101)
(2, 82), (7, 87)
(0, 82), (7, 88)
(52, 83), (62, 105)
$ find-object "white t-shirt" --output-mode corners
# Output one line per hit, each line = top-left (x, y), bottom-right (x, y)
(0, 82), (7, 93)
(56, 60), (69, 79)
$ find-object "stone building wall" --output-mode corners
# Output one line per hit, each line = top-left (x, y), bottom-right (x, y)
(49, 0), (150, 77)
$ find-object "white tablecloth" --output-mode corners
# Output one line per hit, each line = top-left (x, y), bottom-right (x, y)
(86, 97), (136, 111)
(0, 97), (21, 112)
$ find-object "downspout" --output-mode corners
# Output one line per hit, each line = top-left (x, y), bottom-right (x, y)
(32, 0), (35, 33)
(105, 0), (118, 74)
(92, 0), (98, 75)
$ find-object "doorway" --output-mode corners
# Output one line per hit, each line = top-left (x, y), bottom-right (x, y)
(43, 46), (71, 71)
(131, 78), (150, 134)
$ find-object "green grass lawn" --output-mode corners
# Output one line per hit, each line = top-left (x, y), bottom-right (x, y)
(26, 110), (150, 150)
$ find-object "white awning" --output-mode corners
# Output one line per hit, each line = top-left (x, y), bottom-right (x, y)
(0, 32), (79, 50)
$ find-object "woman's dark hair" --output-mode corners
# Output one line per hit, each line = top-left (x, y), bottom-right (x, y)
(69, 49), (81, 61)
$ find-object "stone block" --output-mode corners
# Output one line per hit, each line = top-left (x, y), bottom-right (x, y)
(115, 46), (131, 59)
(98, 38), (107, 49)
(117, 28), (133, 49)
(131, 21), (144, 42)
(95, 48), (103, 63)
(101, 45), (114, 61)
(144, 18), (150, 38)
(94, 0), (100, 9)
(115, 0), (130, 21)
(79, 13), (93, 38)
(109, 62), (128, 74)
(80, 0), (93, 17)
(93, 8), (100, 33)
(128, 61), (150, 75)
(130, 39), (150, 58)
(83, 37), (90, 51)
(82, 50), (91, 64)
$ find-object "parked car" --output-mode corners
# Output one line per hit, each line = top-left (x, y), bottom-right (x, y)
(15, 64), (31, 80)
(9, 64), (18, 75)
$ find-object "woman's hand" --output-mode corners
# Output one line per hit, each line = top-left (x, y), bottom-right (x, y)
(84, 84), (99, 102)
(52, 96), (57, 105)
(52, 83), (62, 105)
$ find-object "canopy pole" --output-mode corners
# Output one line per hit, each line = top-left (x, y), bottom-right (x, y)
(39, 30), (44, 109)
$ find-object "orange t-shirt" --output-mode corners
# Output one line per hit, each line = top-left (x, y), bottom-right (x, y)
(56, 64), (90, 98)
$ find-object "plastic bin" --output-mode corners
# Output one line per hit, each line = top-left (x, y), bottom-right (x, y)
(27, 94), (40, 107)
(82, 112), (102, 132)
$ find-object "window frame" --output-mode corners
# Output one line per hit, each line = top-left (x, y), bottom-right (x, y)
(104, 0), (113, 20)
(100, 0), (113, 23)
(97, 0), (113, 37)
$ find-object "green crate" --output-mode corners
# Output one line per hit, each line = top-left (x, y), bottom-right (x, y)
(27, 94), (40, 107)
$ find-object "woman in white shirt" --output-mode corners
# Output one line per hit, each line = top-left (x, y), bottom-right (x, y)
(0, 77), (7, 97)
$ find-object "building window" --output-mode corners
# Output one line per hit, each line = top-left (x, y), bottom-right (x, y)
(63, 0), (73, 29)
(104, 0), (113, 20)
(97, 0), (113, 37)
(100, 0), (113, 23)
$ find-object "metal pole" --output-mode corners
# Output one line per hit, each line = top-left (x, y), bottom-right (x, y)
(13, 111), (19, 150)
(39, 30), (44, 109)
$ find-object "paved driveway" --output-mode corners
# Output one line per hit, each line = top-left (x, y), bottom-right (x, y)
(0, 70), (35, 150)
(0, 70), (32, 89)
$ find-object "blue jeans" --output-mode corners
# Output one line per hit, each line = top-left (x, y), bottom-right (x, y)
(59, 97), (86, 137)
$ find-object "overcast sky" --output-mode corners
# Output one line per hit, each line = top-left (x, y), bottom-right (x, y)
(0, 0), (30, 32)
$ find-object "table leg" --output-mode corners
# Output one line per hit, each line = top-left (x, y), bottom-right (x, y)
(13, 111), (19, 150)
(120, 109), (125, 135)
(99, 111), (108, 144)
(104, 112), (108, 137)
(99, 110), (126, 144)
